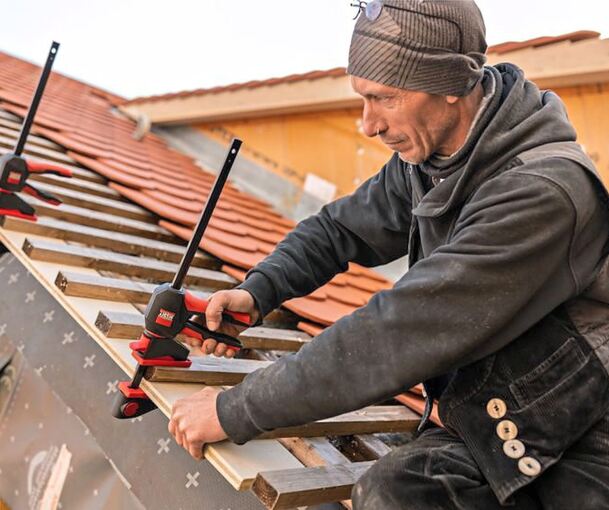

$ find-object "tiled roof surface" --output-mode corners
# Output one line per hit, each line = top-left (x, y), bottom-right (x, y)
(124, 31), (600, 107)
(0, 51), (391, 328)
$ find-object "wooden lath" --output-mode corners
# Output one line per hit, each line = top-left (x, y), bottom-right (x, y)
(22, 237), (235, 288)
(0, 216), (218, 268)
(253, 462), (374, 510)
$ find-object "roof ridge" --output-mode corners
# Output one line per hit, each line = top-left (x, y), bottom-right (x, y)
(123, 30), (602, 107)
(487, 30), (600, 55)
(124, 67), (348, 106)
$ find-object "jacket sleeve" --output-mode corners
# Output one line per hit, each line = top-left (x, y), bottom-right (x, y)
(218, 166), (609, 444)
(236, 153), (412, 318)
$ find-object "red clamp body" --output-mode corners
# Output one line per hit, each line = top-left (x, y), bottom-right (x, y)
(111, 138), (244, 421)
(112, 284), (251, 420)
(0, 153), (72, 221)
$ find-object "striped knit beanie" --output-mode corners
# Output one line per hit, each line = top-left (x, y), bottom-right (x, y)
(348, 0), (487, 96)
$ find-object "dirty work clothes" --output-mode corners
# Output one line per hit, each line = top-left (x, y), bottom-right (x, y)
(352, 413), (609, 510)
(218, 63), (609, 503)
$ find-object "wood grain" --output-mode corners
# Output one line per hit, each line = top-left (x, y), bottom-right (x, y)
(23, 238), (235, 289)
(253, 462), (373, 509)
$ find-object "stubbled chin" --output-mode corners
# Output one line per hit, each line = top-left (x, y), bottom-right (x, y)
(398, 151), (423, 165)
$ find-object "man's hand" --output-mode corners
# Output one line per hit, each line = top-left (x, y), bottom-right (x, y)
(168, 387), (227, 460)
(199, 289), (259, 358)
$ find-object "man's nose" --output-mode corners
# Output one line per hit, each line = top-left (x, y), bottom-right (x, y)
(361, 103), (386, 138)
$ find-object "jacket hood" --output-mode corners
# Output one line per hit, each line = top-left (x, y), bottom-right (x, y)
(413, 63), (578, 217)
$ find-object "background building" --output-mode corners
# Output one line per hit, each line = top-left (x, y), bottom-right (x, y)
(121, 31), (609, 220)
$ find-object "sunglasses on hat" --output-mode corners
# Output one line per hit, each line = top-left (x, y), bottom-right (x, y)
(350, 0), (384, 21)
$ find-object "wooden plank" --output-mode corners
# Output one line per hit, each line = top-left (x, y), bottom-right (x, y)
(278, 437), (350, 468)
(253, 462), (373, 510)
(0, 216), (218, 269)
(0, 228), (303, 491)
(20, 194), (179, 243)
(276, 438), (355, 509)
(29, 172), (126, 200)
(55, 271), (164, 303)
(30, 181), (156, 222)
(95, 310), (310, 351)
(147, 356), (273, 385)
(23, 238), (236, 289)
(257, 406), (419, 439)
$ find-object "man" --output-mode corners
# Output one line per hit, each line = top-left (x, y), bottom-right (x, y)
(169, 1), (609, 507)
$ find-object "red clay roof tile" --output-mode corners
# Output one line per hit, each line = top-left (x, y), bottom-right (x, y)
(71, 156), (154, 189)
(394, 393), (443, 427)
(284, 295), (357, 326)
(221, 264), (248, 282)
(296, 321), (325, 337)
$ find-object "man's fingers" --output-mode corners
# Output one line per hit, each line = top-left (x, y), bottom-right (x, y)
(202, 339), (217, 355)
(214, 343), (228, 357)
(188, 442), (204, 461)
(174, 428), (184, 448)
(185, 337), (202, 348)
(168, 418), (176, 437)
(225, 348), (236, 359)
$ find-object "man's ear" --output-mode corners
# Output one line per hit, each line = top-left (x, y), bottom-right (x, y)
(445, 95), (459, 105)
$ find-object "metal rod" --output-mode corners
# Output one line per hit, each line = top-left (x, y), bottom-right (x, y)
(14, 41), (60, 156)
(172, 138), (242, 289)
(130, 365), (147, 388)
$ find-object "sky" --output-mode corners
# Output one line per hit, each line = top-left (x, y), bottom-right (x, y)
(2, 0), (609, 99)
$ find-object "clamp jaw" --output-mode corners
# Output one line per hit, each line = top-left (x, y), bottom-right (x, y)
(112, 285), (251, 419)
(0, 153), (72, 221)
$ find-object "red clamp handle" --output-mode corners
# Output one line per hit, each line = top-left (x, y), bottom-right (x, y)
(22, 183), (61, 206)
(183, 291), (251, 327)
(26, 160), (72, 178)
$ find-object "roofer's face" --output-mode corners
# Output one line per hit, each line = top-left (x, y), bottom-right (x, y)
(351, 76), (459, 165)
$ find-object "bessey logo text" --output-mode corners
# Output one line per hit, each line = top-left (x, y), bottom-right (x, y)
(155, 308), (175, 327)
